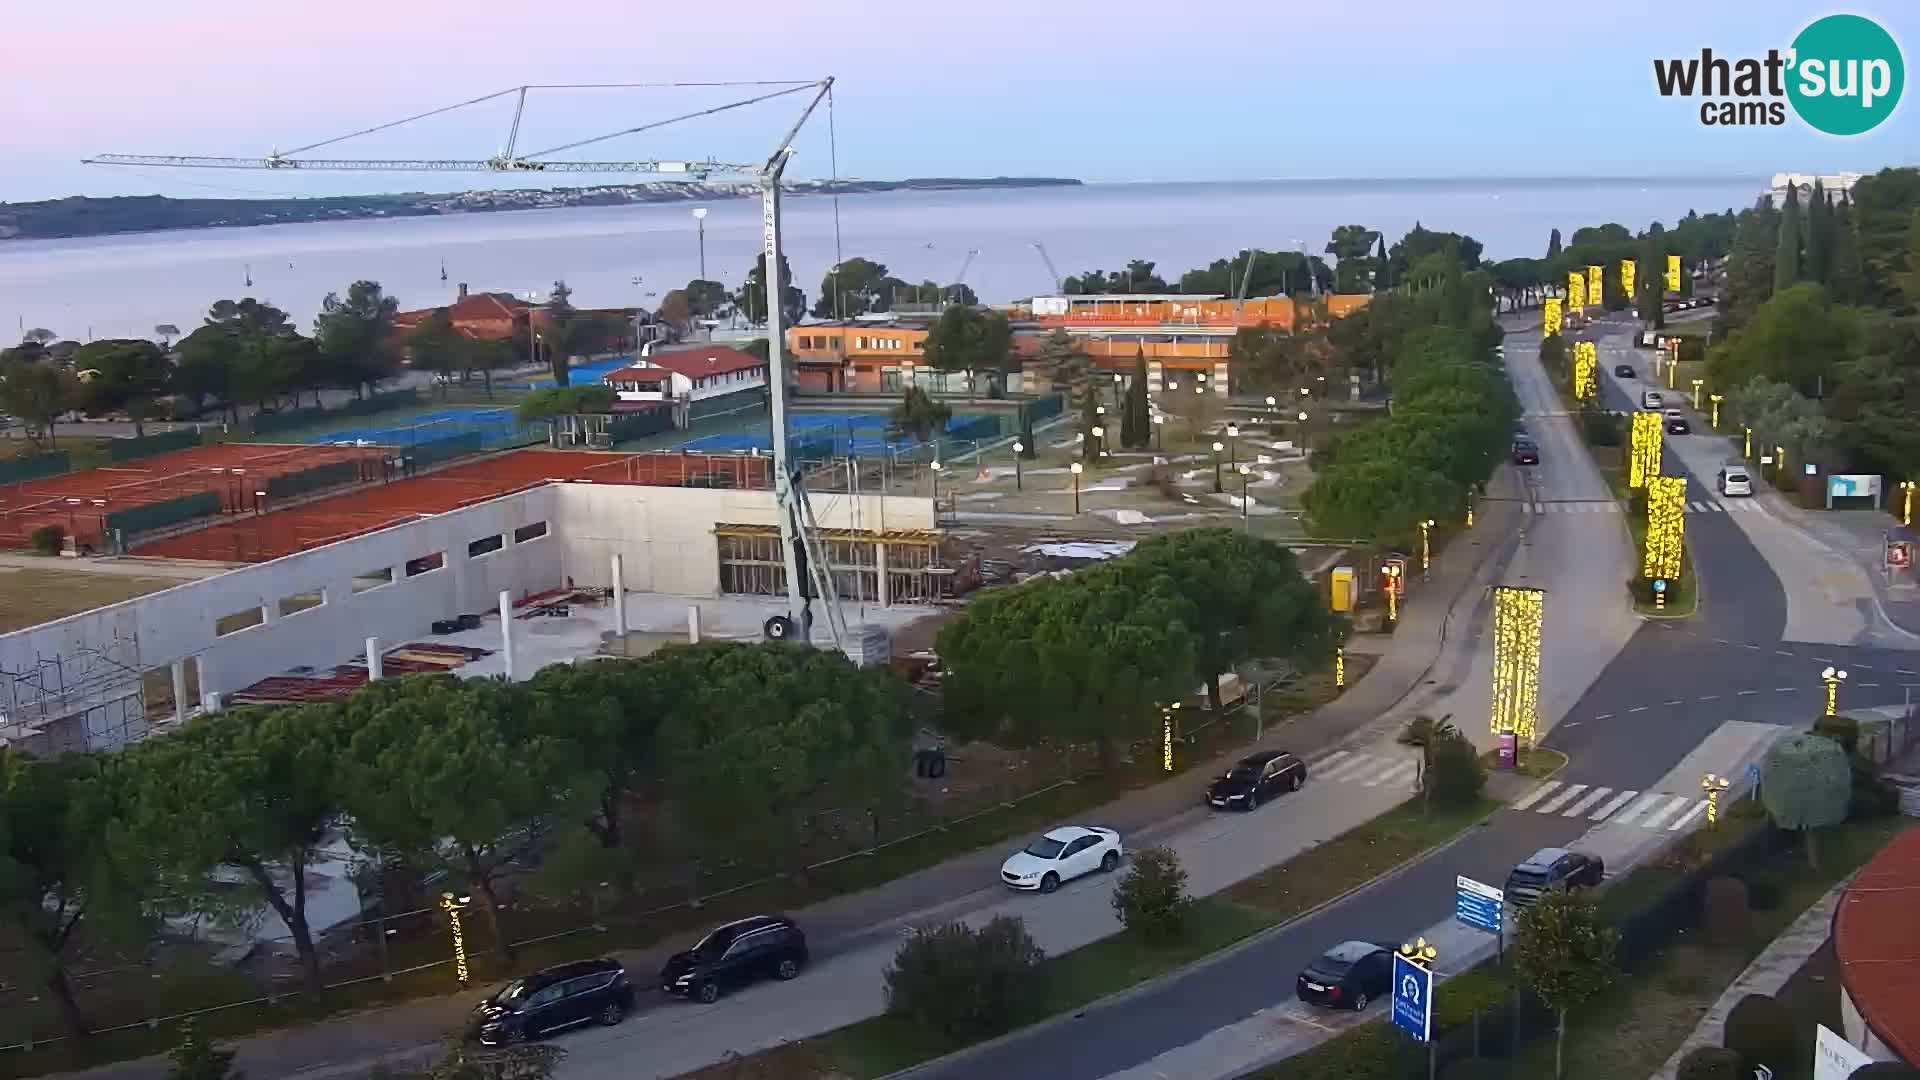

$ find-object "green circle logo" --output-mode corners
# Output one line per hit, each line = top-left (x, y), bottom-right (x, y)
(1787, 14), (1905, 136)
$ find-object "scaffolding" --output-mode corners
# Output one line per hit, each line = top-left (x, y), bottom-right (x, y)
(0, 629), (152, 754)
(714, 524), (956, 606)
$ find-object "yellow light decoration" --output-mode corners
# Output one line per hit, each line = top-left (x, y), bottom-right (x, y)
(1666, 254), (1682, 292)
(1162, 711), (1174, 772)
(440, 892), (471, 984)
(1643, 476), (1687, 583)
(1567, 271), (1586, 310)
(1335, 646), (1346, 688)
(1489, 586), (1545, 745)
(1628, 411), (1664, 489)
(1586, 265), (1603, 305)
(1620, 259), (1635, 300)
(1710, 393), (1723, 429)
(1701, 773), (1731, 827)
(1572, 341), (1599, 400)
(1901, 480), (1915, 527)
(1400, 937), (1439, 968)
(1543, 299), (1562, 336)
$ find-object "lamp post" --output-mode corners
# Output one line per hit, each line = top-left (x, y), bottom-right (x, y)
(1152, 413), (1164, 452)
(1161, 701), (1181, 772)
(1265, 394), (1277, 419)
(1070, 461), (1083, 514)
(1211, 441), (1225, 493)
(1237, 462), (1252, 532)
(439, 892), (473, 984)
(1709, 393), (1723, 429)
(691, 207), (708, 280)
(1011, 441), (1024, 491)
(1744, 426), (1753, 459)
(1400, 937), (1437, 968)
(930, 459), (943, 507)
(1383, 562), (1401, 622)
(1775, 445), (1787, 481)
(1419, 518), (1435, 578)
(1822, 666), (1848, 717)
(1901, 480), (1915, 527)
(1701, 773), (1731, 828)
(1296, 410), (1311, 451)
(1334, 643), (1346, 688)
(1091, 424), (1105, 460)
(1691, 378), (1704, 410)
(1226, 422), (1240, 468)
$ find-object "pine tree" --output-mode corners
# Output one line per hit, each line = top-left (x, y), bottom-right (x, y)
(1126, 349), (1151, 447)
(1805, 178), (1832, 286)
(1827, 195), (1866, 304)
(1716, 197), (1780, 337)
(1547, 228), (1563, 259)
(1774, 185), (1803, 293)
(1638, 222), (1668, 326)
(1373, 235), (1391, 291)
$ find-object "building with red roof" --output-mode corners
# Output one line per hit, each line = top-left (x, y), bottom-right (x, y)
(604, 346), (768, 405)
(1834, 822), (1920, 1068)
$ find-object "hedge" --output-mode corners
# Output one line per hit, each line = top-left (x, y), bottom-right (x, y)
(0, 451), (70, 485)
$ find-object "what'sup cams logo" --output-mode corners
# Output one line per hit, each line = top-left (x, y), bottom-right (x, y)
(1653, 14), (1904, 134)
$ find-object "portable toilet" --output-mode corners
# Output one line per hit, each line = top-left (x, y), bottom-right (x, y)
(1329, 566), (1356, 612)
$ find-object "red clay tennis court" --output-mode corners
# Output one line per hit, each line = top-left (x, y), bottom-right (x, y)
(133, 449), (773, 563)
(0, 443), (384, 549)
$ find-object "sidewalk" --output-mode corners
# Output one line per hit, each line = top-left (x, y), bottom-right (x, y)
(1754, 499), (1920, 639)
(46, 488), (1526, 1080)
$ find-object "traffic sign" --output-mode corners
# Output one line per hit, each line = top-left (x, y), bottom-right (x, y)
(1746, 762), (1761, 785)
(1455, 875), (1504, 935)
(1391, 951), (1433, 1043)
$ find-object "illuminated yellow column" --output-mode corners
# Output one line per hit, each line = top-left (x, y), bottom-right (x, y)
(1643, 476), (1687, 611)
(1901, 480), (1915, 527)
(1586, 265), (1603, 305)
(1489, 586), (1545, 745)
(1629, 411), (1664, 489)
(1665, 254), (1682, 292)
(440, 892), (472, 984)
(1568, 272), (1586, 311)
(1620, 259), (1635, 301)
(1543, 298), (1562, 336)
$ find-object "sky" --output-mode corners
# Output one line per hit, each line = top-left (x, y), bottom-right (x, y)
(3, 0), (1916, 202)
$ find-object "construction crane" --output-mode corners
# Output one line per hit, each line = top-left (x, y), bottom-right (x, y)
(85, 79), (851, 653)
(949, 248), (979, 302)
(1029, 241), (1063, 294)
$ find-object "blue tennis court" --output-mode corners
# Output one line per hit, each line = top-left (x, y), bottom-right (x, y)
(498, 356), (637, 392)
(680, 411), (1001, 457)
(306, 407), (529, 448)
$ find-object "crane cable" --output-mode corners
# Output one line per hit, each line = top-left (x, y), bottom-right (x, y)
(522, 83), (817, 161)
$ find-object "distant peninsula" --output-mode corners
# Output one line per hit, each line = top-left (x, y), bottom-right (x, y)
(0, 176), (1082, 242)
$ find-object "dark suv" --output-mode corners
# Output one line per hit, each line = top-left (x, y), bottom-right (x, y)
(1505, 847), (1605, 908)
(470, 958), (633, 1045)
(660, 915), (808, 1003)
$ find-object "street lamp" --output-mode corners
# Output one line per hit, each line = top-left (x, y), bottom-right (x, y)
(1211, 441), (1225, 493)
(1383, 562), (1402, 622)
(1709, 393), (1724, 429)
(1334, 643), (1346, 688)
(691, 207), (708, 280)
(930, 459), (943, 506)
(1091, 424), (1105, 459)
(1070, 461), (1084, 514)
(1822, 666), (1848, 717)
(1775, 445), (1787, 481)
(1900, 479), (1916, 527)
(1701, 773), (1732, 828)
(1011, 441), (1024, 491)
(1226, 422), (1240, 468)
(1152, 413), (1164, 452)
(1399, 937), (1437, 968)
(439, 892), (473, 984)
(1691, 378), (1704, 410)
(1744, 426), (1753, 459)
(1237, 462), (1252, 531)
(1420, 519), (1435, 578)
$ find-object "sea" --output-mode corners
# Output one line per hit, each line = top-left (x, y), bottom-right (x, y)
(0, 177), (1763, 342)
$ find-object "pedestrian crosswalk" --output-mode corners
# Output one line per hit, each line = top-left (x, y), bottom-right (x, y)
(1508, 780), (1714, 832)
(1522, 499), (1763, 515)
(1308, 749), (1421, 791)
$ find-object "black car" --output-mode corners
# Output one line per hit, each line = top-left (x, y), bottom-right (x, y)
(1297, 940), (1393, 1011)
(470, 958), (633, 1045)
(1613, 363), (1635, 378)
(1206, 750), (1306, 810)
(1665, 410), (1691, 434)
(1505, 847), (1606, 908)
(1511, 438), (1540, 466)
(660, 915), (808, 1003)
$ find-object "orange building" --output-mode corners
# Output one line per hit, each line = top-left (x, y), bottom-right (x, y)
(784, 292), (1371, 396)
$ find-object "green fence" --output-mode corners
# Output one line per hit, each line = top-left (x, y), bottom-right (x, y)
(1025, 393), (1065, 424)
(103, 491), (221, 540)
(689, 386), (768, 422)
(106, 429), (202, 463)
(403, 432), (486, 471)
(0, 451), (70, 485)
(266, 460), (360, 500)
(608, 408), (675, 443)
(248, 389), (424, 437)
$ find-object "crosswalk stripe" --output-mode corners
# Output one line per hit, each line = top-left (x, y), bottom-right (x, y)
(1562, 786), (1613, 817)
(1314, 750), (1353, 772)
(1666, 800), (1710, 832)
(1640, 795), (1693, 830)
(1368, 760), (1420, 788)
(1611, 792), (1666, 826)
(1534, 783), (1589, 815)
(1689, 501), (1710, 512)
(1511, 780), (1563, 812)
(1322, 754), (1384, 783)
(1590, 789), (1639, 821)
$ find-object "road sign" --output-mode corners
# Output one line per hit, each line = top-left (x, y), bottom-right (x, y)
(1746, 762), (1761, 785)
(1391, 951), (1433, 1043)
(1455, 875), (1504, 934)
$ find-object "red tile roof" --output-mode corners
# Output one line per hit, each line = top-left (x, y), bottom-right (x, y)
(646, 346), (767, 380)
(605, 366), (668, 383)
(1835, 823), (1920, 1066)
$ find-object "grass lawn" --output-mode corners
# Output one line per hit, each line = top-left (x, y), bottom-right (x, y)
(1479, 747), (1568, 780)
(0, 565), (186, 633)
(684, 796), (1501, 1080)
(1623, 509), (1699, 617)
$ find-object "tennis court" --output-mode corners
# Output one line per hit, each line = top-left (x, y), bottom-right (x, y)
(681, 410), (1003, 456)
(0, 443), (383, 550)
(497, 356), (637, 392)
(133, 449), (772, 563)
(306, 407), (539, 450)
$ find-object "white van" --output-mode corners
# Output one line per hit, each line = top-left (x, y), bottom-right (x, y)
(1717, 464), (1753, 497)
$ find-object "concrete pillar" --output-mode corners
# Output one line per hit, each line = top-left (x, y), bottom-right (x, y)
(498, 590), (515, 681)
(365, 637), (383, 681)
(687, 604), (701, 644)
(875, 542), (890, 608)
(170, 661), (189, 725)
(611, 554), (627, 635)
(1148, 360), (1164, 394)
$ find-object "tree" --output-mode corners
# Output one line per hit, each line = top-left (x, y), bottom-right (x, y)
(1546, 228), (1563, 259)
(1847, 166), (1920, 310)
(1425, 730), (1486, 810)
(522, 661), (666, 854)
(22, 327), (55, 348)
(462, 337), (517, 398)
(73, 339), (172, 435)
(315, 280), (400, 401)
(1896, 208), (1920, 311)
(407, 310), (466, 387)
(656, 290), (693, 336)
(1124, 529), (1336, 715)
(125, 705), (349, 993)
(0, 749), (145, 1039)
(921, 304), (1013, 397)
(1514, 886), (1618, 1080)
(1716, 198), (1781, 338)
(1326, 225), (1379, 293)
(1806, 179), (1834, 286)
(1774, 185), (1804, 294)
(1706, 283), (1868, 398)
(814, 256), (903, 318)
(1722, 992), (1797, 1076)
(412, 1039), (564, 1080)
(888, 385), (952, 444)
(1758, 732), (1851, 868)
(0, 354), (81, 447)
(541, 281), (575, 387)
(165, 1021), (242, 1080)
(1827, 196), (1867, 305)
(1037, 329), (1091, 411)
(1063, 260), (1168, 295)
(1398, 714), (1459, 812)
(735, 253), (804, 327)
(341, 677), (587, 965)
(1301, 459), (1461, 543)
(683, 279), (728, 318)
(1374, 234), (1391, 291)
(1122, 349), (1150, 448)
(883, 916), (1047, 1042)
(1229, 325), (1314, 393)
(1112, 846), (1189, 942)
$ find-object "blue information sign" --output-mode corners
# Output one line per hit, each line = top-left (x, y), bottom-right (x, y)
(1391, 951), (1433, 1043)
(1454, 875), (1504, 935)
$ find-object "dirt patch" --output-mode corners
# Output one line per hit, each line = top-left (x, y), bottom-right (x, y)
(0, 564), (183, 633)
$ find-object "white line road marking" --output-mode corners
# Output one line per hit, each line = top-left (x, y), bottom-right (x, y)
(1714, 639), (1730, 644)
(1512, 780), (1563, 812)
(1776, 649), (1795, 657)
(1612, 793), (1666, 826)
(1666, 800), (1710, 832)
(1737, 689), (1760, 696)
(1900, 670), (1917, 676)
(1321, 754), (1383, 783)
(1628, 706), (1649, 713)
(1698, 695), (1721, 701)
(1814, 657), (1834, 664)
(1745, 644), (1761, 650)
(1563, 787), (1613, 817)
(1313, 750), (1353, 771)
(1367, 760), (1420, 788)
(1663, 700), (1684, 706)
(1641, 795), (1693, 830)
(1535, 783), (1589, 815)
(1776, 687), (1798, 692)
(1592, 713), (1614, 720)
(1590, 790), (1639, 820)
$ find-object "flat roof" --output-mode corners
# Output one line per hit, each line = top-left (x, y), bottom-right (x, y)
(1834, 824), (1920, 1066)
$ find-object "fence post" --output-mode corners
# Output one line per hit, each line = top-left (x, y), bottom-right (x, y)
(377, 912), (392, 981)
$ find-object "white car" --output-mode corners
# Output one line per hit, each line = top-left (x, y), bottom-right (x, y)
(1641, 390), (1665, 410)
(999, 826), (1124, 893)
(1718, 465), (1753, 497)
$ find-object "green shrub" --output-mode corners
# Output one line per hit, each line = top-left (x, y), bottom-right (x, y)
(1701, 876), (1750, 945)
(1426, 731), (1486, 809)
(1849, 761), (1899, 820)
(1439, 1057), (1505, 1080)
(883, 915), (1047, 1042)
(1581, 408), (1622, 447)
(1722, 993), (1797, 1075)
(1813, 713), (1860, 756)
(1741, 873), (1784, 911)
(1433, 966), (1511, 1028)
(1264, 1017), (1407, 1078)
(29, 523), (65, 555)
(1111, 846), (1190, 943)
(1676, 1045), (1745, 1080)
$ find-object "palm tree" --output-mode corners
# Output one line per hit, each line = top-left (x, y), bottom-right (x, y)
(1397, 713), (1459, 814)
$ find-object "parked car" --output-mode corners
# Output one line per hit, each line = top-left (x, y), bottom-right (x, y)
(1718, 464), (1753, 497)
(1641, 390), (1665, 410)
(1296, 940), (1394, 1011)
(470, 958), (634, 1045)
(1207, 749), (1307, 810)
(659, 915), (808, 1004)
(1000, 825), (1123, 892)
(1504, 847), (1605, 908)
(1664, 408), (1691, 434)
(1613, 363), (1635, 378)
(1511, 438), (1540, 466)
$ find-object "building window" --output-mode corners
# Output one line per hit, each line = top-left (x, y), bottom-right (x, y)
(882, 367), (904, 391)
(468, 534), (504, 559)
(405, 551), (445, 577)
(514, 521), (549, 543)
